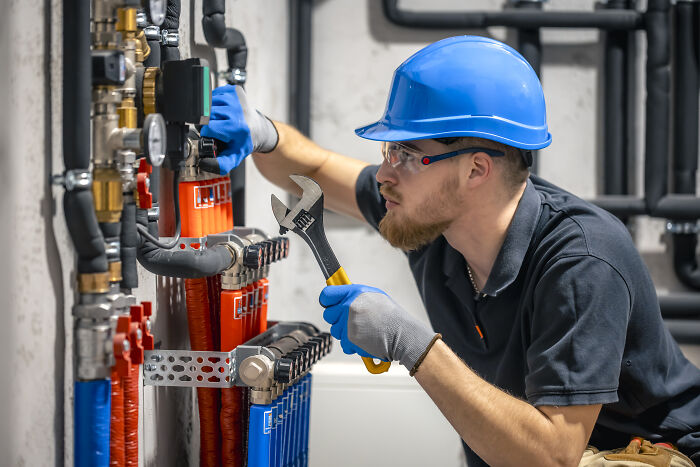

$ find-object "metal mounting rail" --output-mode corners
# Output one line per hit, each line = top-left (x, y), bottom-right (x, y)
(143, 322), (320, 388)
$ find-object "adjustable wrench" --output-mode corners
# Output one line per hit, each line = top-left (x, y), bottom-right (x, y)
(271, 175), (391, 375)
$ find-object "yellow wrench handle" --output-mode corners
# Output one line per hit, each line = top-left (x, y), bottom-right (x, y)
(326, 267), (391, 375)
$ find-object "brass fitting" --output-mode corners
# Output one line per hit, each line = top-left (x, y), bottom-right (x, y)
(79, 272), (110, 294)
(108, 261), (123, 283)
(116, 7), (137, 35)
(93, 167), (123, 223)
(142, 67), (159, 116)
(136, 29), (151, 62)
(118, 97), (137, 128)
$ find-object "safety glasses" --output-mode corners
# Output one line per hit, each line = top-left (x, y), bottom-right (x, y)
(381, 141), (505, 172)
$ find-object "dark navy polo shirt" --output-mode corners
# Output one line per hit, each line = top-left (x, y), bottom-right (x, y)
(355, 165), (700, 466)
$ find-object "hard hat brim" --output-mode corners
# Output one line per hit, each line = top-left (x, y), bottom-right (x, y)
(355, 120), (552, 151)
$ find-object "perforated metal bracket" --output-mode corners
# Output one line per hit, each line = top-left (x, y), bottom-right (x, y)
(143, 322), (320, 388)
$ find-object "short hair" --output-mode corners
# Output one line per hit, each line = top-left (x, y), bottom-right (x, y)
(434, 136), (529, 188)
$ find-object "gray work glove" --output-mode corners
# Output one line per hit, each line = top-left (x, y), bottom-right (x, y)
(199, 84), (278, 175)
(320, 284), (440, 374)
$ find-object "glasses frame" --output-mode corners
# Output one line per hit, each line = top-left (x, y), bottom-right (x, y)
(382, 141), (505, 170)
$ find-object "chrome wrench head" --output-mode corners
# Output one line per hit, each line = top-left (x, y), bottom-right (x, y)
(270, 175), (324, 234)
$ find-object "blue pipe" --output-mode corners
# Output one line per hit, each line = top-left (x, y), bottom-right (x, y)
(74, 379), (111, 467)
(301, 375), (312, 467)
(247, 403), (273, 467)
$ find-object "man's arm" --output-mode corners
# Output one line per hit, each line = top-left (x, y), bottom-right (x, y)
(414, 339), (601, 467)
(252, 121), (370, 221)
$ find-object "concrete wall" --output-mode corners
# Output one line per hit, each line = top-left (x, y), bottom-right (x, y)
(1, 0), (698, 465)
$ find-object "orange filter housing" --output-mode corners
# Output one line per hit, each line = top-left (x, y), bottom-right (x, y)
(179, 181), (203, 238)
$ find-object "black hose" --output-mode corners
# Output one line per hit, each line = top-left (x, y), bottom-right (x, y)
(161, 0), (181, 63)
(64, 191), (109, 274)
(201, 0), (248, 77)
(120, 202), (138, 290)
(512, 0), (542, 174)
(143, 39), (161, 68)
(670, 1), (700, 290)
(603, 0), (629, 197)
(136, 171), (181, 249)
(659, 294), (700, 319)
(381, 0), (643, 30)
(644, 0), (671, 212)
(664, 320), (700, 344)
(136, 209), (234, 278)
(290, 0), (312, 137)
(63, 0), (107, 275)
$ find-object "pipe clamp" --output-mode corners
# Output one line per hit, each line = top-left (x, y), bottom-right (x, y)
(52, 170), (92, 191)
(666, 221), (700, 234)
(160, 29), (179, 47)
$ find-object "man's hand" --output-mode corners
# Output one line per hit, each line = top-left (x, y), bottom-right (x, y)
(319, 284), (438, 372)
(199, 85), (279, 175)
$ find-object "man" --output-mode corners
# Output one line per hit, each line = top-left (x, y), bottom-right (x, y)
(201, 36), (700, 466)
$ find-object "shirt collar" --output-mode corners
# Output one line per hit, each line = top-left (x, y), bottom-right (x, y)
(442, 178), (542, 298)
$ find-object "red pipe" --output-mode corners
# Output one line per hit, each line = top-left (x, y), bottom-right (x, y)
(186, 277), (222, 467)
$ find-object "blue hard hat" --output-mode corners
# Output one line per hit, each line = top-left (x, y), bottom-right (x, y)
(355, 36), (552, 150)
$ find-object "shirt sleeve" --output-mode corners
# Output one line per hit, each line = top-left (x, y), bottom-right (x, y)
(525, 255), (632, 407)
(354, 164), (386, 231)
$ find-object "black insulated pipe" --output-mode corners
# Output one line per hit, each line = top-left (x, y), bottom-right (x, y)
(381, 0), (643, 30)
(671, 1), (700, 290)
(603, 0), (630, 197)
(161, 0), (181, 63)
(136, 210), (234, 278)
(290, 0), (313, 137)
(120, 202), (138, 290)
(512, 0), (542, 173)
(643, 0), (671, 212)
(202, 0), (248, 74)
(659, 294), (700, 319)
(63, 0), (107, 274)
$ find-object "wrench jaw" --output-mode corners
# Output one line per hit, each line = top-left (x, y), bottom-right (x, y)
(270, 177), (341, 280)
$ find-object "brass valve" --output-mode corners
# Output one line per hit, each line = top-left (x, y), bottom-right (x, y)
(93, 167), (123, 223)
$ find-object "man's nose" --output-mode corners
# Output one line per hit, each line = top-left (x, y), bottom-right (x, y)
(376, 159), (398, 186)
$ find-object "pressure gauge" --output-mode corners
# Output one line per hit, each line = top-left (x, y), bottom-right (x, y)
(145, 0), (166, 26)
(142, 113), (166, 167)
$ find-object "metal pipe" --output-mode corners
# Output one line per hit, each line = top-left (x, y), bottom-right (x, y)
(381, 0), (643, 30)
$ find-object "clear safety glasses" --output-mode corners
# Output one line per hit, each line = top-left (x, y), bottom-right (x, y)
(381, 141), (505, 173)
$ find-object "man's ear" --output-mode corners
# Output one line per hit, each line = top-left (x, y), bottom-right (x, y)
(465, 152), (493, 187)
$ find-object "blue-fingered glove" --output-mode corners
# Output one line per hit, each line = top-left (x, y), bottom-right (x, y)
(199, 85), (279, 175)
(320, 284), (439, 372)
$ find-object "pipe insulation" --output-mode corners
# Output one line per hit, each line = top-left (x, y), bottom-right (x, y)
(644, 0), (671, 211)
(202, 0), (248, 71)
(381, 0), (643, 30)
(162, 0), (181, 62)
(671, 1), (700, 290)
(120, 202), (138, 290)
(185, 278), (222, 467)
(136, 203), (234, 277)
(75, 380), (111, 467)
(63, 0), (107, 274)
(110, 370), (125, 467)
(603, 0), (630, 196)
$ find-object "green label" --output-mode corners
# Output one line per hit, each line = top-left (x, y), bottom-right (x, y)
(203, 66), (210, 117)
